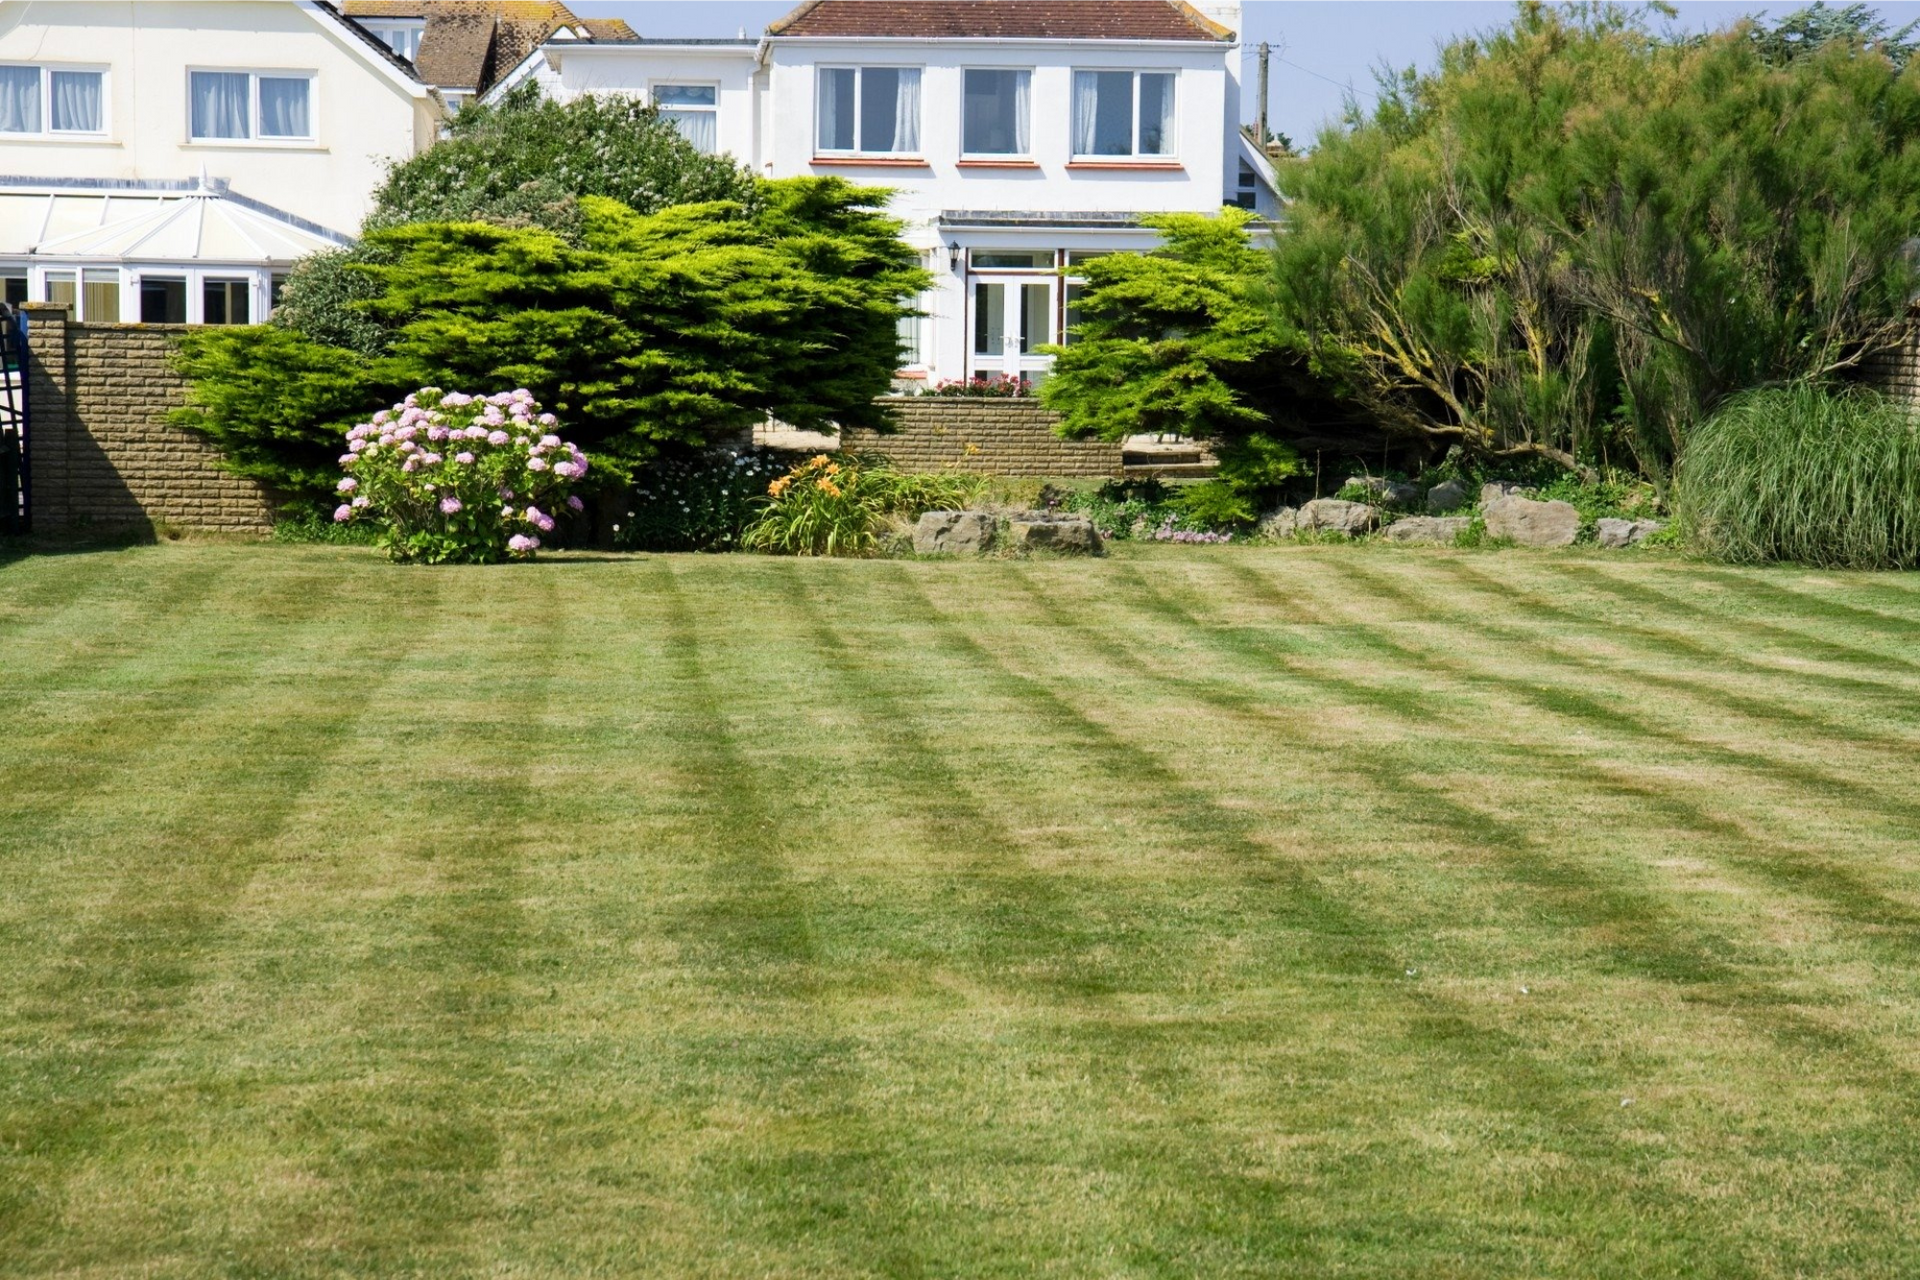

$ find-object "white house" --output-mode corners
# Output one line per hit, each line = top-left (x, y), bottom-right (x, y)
(0, 0), (439, 323)
(491, 0), (1280, 387)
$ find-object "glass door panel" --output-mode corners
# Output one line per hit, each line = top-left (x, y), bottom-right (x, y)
(970, 276), (1056, 381)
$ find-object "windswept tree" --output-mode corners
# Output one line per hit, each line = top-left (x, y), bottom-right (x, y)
(1271, 2), (1920, 479)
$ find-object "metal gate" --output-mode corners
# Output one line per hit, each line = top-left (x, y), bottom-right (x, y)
(0, 303), (25, 535)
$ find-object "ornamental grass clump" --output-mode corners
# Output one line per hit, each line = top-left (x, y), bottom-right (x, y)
(334, 387), (589, 564)
(1675, 385), (1920, 570)
(744, 454), (980, 556)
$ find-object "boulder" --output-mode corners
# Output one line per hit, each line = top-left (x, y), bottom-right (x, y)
(1343, 476), (1422, 508)
(1596, 517), (1666, 549)
(1484, 496), (1580, 548)
(1427, 479), (1471, 514)
(1256, 505), (1298, 539)
(1383, 515), (1471, 544)
(1007, 513), (1102, 555)
(1298, 498), (1380, 537)
(913, 510), (996, 555)
(1480, 481), (1524, 507)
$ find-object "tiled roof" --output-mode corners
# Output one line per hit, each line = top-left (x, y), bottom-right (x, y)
(768, 1), (1230, 42)
(341, 1), (632, 93)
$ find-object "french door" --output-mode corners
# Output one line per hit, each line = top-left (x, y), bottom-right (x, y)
(970, 276), (1056, 382)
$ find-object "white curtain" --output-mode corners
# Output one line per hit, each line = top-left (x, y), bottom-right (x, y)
(817, 68), (850, 151)
(670, 109), (717, 154)
(191, 71), (250, 139)
(49, 70), (99, 133)
(1071, 71), (1097, 155)
(0, 66), (40, 134)
(891, 67), (920, 154)
(1012, 70), (1030, 155)
(258, 77), (310, 138)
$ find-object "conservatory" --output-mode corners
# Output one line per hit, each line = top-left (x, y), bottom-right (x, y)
(0, 179), (345, 325)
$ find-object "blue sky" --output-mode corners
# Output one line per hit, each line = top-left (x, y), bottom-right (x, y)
(567, 1), (1920, 146)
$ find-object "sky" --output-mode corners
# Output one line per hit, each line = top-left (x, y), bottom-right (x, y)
(567, 0), (1920, 146)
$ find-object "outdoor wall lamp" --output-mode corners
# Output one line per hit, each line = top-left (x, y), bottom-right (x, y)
(948, 242), (963, 273)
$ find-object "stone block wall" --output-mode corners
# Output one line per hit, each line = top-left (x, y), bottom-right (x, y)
(1864, 329), (1920, 405)
(21, 302), (274, 534)
(842, 397), (1124, 479)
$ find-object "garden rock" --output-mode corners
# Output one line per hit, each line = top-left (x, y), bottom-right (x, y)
(1484, 496), (1580, 547)
(1257, 506), (1298, 539)
(1298, 498), (1379, 537)
(1383, 515), (1470, 544)
(1344, 476), (1422, 508)
(1427, 479), (1470, 513)
(1596, 517), (1665, 548)
(1008, 513), (1102, 555)
(913, 510), (996, 555)
(1480, 481), (1524, 506)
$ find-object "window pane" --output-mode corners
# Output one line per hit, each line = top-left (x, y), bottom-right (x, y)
(1074, 70), (1133, 155)
(1064, 282), (1085, 345)
(82, 269), (118, 323)
(1020, 282), (1050, 353)
(50, 70), (102, 132)
(654, 84), (715, 107)
(270, 273), (289, 311)
(1137, 73), (1174, 155)
(0, 66), (41, 133)
(971, 251), (1049, 269)
(817, 68), (855, 151)
(963, 69), (1028, 155)
(258, 76), (310, 138)
(4, 275), (27, 306)
(203, 279), (249, 325)
(191, 71), (250, 139)
(973, 282), (1005, 355)
(141, 277), (187, 324)
(859, 67), (899, 152)
(45, 272), (75, 308)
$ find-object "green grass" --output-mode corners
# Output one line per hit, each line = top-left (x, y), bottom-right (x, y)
(3, 540), (1920, 1277)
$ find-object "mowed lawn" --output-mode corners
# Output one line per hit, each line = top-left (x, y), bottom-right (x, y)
(2, 542), (1919, 1278)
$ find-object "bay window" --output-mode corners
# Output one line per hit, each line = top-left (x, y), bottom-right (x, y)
(1071, 70), (1175, 159)
(190, 70), (313, 142)
(0, 65), (105, 136)
(962, 69), (1030, 157)
(816, 66), (921, 156)
(653, 84), (718, 154)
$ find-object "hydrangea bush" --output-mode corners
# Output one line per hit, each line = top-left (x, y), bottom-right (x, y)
(334, 388), (588, 564)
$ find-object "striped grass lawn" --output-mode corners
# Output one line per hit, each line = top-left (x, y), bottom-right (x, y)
(2, 540), (1919, 1277)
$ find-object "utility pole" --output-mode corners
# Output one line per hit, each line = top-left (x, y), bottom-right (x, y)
(1257, 41), (1270, 145)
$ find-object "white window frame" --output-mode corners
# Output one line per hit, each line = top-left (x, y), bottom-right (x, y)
(358, 18), (426, 63)
(185, 68), (318, 146)
(650, 80), (720, 154)
(0, 63), (110, 138)
(1070, 68), (1178, 161)
(814, 64), (923, 158)
(959, 67), (1033, 160)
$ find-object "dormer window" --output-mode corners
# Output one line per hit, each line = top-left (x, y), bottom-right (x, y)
(360, 19), (426, 63)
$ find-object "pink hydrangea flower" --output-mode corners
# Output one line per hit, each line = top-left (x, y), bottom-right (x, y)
(466, 425), (487, 440)
(337, 477), (357, 493)
(339, 454), (355, 466)
(539, 434), (561, 448)
(455, 451), (475, 465)
(537, 413), (557, 426)
(553, 461), (576, 479)
(422, 453), (442, 466)
(487, 431), (509, 447)
(427, 425), (448, 442)
(440, 496), (462, 515)
(527, 456), (548, 472)
(507, 534), (536, 554)
(352, 495), (369, 509)
(567, 495), (584, 512)
(333, 504), (353, 522)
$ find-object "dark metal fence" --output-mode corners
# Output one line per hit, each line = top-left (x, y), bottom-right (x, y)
(0, 303), (26, 535)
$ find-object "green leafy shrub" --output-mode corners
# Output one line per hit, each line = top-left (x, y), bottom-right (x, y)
(744, 455), (979, 557)
(617, 448), (787, 552)
(1054, 479), (1179, 539)
(1675, 385), (1920, 568)
(1171, 480), (1257, 528)
(333, 388), (588, 564)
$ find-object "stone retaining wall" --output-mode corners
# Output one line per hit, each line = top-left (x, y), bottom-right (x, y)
(843, 397), (1124, 479)
(21, 302), (273, 534)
